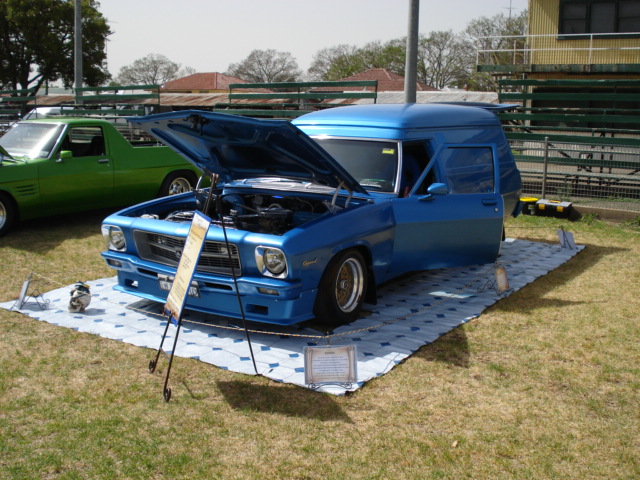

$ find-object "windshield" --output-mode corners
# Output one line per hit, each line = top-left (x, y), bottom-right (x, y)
(312, 138), (399, 193)
(0, 122), (65, 159)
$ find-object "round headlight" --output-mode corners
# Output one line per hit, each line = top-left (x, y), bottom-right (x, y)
(102, 225), (126, 251)
(263, 248), (286, 275)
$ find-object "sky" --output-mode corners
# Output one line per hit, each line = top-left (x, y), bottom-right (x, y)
(97, 0), (528, 78)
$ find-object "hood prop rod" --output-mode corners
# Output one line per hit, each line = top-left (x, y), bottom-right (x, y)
(327, 181), (352, 213)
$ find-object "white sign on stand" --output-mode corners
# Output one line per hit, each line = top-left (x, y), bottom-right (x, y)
(165, 211), (210, 323)
(494, 265), (510, 294)
(557, 229), (577, 250)
(304, 345), (357, 388)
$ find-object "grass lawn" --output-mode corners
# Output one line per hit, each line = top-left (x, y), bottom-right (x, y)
(0, 211), (638, 479)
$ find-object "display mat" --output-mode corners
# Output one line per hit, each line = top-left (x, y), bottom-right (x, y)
(1, 239), (583, 395)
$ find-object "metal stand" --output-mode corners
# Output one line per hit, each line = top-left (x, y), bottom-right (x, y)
(13, 273), (49, 310)
(477, 263), (513, 297)
(148, 314), (183, 402)
(308, 382), (353, 390)
(477, 279), (513, 296)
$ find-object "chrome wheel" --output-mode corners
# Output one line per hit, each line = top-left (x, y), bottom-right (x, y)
(334, 257), (365, 313)
(0, 202), (6, 230)
(0, 193), (16, 237)
(168, 177), (191, 195)
(314, 249), (369, 327)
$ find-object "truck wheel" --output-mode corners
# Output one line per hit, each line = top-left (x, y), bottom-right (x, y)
(0, 193), (17, 237)
(159, 171), (197, 197)
(314, 249), (368, 327)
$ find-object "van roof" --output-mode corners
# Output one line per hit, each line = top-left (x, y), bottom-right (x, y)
(293, 103), (504, 131)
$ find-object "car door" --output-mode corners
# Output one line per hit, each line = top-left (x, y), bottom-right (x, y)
(38, 125), (114, 214)
(390, 144), (504, 275)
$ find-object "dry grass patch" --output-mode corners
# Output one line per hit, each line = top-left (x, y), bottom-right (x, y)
(1, 212), (638, 479)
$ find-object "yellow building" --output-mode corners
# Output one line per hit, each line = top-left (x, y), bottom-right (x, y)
(479, 0), (640, 78)
(527, 0), (640, 75)
(477, 0), (640, 213)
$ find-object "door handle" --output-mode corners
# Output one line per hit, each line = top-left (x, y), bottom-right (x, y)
(97, 158), (109, 164)
(481, 198), (498, 206)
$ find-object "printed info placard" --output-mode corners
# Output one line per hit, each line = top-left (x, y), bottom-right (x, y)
(304, 345), (357, 386)
(164, 211), (210, 322)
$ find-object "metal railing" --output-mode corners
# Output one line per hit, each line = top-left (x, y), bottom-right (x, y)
(476, 32), (640, 67)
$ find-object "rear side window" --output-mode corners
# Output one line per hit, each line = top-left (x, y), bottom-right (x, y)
(440, 147), (495, 194)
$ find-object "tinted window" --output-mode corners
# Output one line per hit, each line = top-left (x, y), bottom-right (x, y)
(400, 142), (430, 197)
(440, 147), (495, 194)
(65, 126), (105, 157)
(560, 0), (640, 34)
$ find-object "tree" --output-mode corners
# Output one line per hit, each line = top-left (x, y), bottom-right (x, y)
(0, 0), (111, 92)
(307, 44), (358, 81)
(417, 31), (472, 89)
(115, 54), (194, 85)
(227, 49), (302, 83)
(311, 40), (406, 81)
(463, 11), (528, 91)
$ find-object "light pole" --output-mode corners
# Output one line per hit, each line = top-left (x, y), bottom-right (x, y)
(404, 0), (420, 103)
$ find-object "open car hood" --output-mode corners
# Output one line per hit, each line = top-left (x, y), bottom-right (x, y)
(128, 110), (367, 194)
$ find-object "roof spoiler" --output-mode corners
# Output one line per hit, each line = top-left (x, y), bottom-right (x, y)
(433, 102), (520, 112)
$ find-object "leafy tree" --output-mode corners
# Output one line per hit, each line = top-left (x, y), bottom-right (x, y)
(114, 54), (193, 85)
(311, 40), (406, 81)
(0, 0), (111, 92)
(227, 49), (302, 83)
(307, 44), (358, 81)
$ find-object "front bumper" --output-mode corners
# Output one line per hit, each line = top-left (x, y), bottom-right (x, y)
(102, 251), (317, 325)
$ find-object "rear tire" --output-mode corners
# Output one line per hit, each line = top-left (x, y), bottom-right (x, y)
(314, 249), (368, 327)
(0, 193), (16, 237)
(159, 171), (197, 197)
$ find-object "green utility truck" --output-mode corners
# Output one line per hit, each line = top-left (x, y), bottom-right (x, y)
(0, 117), (202, 236)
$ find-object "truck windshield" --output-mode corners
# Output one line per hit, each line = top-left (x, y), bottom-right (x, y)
(0, 122), (65, 159)
(312, 137), (399, 193)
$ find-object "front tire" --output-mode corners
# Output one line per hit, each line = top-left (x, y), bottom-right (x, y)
(314, 249), (368, 327)
(0, 193), (17, 237)
(159, 171), (197, 197)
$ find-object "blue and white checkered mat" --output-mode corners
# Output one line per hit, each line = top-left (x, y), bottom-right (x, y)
(1, 238), (583, 395)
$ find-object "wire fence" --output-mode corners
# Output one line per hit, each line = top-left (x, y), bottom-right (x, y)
(512, 136), (640, 213)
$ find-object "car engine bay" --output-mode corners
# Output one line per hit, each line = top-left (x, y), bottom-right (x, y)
(143, 189), (360, 235)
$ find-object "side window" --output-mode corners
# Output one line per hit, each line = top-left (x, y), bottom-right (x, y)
(440, 147), (495, 194)
(400, 142), (430, 197)
(62, 126), (105, 157)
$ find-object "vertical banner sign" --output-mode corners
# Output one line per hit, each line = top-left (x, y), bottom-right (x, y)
(164, 211), (210, 323)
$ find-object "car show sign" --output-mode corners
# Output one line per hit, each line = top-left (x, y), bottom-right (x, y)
(304, 344), (358, 388)
(164, 211), (210, 323)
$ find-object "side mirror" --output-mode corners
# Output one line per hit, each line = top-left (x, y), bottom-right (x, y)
(418, 182), (449, 202)
(426, 183), (448, 195)
(57, 150), (73, 162)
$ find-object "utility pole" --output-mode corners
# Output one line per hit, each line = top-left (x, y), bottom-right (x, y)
(404, 0), (420, 103)
(74, 0), (83, 102)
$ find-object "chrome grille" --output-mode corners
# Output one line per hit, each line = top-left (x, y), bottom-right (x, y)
(133, 230), (241, 276)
